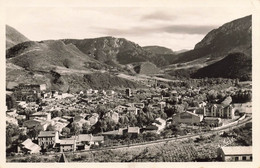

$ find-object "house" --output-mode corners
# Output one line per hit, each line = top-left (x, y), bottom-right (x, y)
(158, 101), (166, 110)
(187, 107), (206, 116)
(23, 118), (52, 131)
(152, 117), (166, 133)
(152, 95), (163, 101)
(142, 125), (158, 134)
(124, 127), (140, 138)
(23, 120), (43, 129)
(114, 105), (128, 113)
(17, 139), (41, 154)
(172, 111), (203, 125)
(127, 107), (138, 115)
(101, 128), (125, 137)
(38, 131), (59, 147)
(133, 103), (145, 108)
(13, 84), (45, 101)
(69, 134), (104, 150)
(198, 101), (207, 108)
(171, 90), (178, 96)
(209, 104), (235, 119)
(59, 139), (76, 152)
(126, 88), (132, 96)
(233, 102), (252, 115)
(217, 146), (252, 161)
(203, 117), (222, 127)
(29, 112), (51, 121)
(51, 117), (70, 132)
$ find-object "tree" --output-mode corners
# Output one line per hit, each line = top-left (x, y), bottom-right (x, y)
(28, 125), (44, 140)
(70, 122), (81, 135)
(6, 123), (20, 146)
(82, 122), (91, 134)
(46, 125), (55, 131)
(62, 127), (70, 137)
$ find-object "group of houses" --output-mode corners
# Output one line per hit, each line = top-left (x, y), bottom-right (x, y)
(17, 130), (105, 154)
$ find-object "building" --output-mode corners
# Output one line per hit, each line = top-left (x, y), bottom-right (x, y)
(152, 117), (166, 133)
(38, 131), (59, 147)
(218, 146), (252, 161)
(233, 102), (252, 115)
(126, 88), (132, 97)
(203, 117), (222, 127)
(59, 139), (76, 152)
(69, 134), (104, 150)
(17, 139), (41, 154)
(13, 84), (46, 102)
(187, 107), (206, 116)
(123, 127), (140, 138)
(209, 104), (235, 119)
(172, 111), (203, 125)
(29, 112), (51, 121)
(127, 107), (138, 115)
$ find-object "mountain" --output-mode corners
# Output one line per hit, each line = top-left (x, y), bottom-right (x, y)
(62, 37), (171, 67)
(6, 40), (102, 71)
(171, 15), (252, 65)
(142, 46), (174, 55)
(191, 52), (251, 80)
(142, 45), (177, 67)
(173, 49), (189, 55)
(6, 37), (144, 92)
(62, 37), (150, 65)
(6, 25), (30, 49)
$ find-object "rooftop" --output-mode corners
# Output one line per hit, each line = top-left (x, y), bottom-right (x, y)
(221, 146), (252, 155)
(128, 127), (140, 133)
(38, 131), (57, 137)
(21, 139), (41, 151)
(59, 139), (75, 145)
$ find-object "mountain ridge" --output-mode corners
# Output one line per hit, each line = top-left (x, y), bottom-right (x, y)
(6, 25), (30, 49)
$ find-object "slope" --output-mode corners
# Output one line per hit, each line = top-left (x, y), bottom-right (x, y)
(191, 52), (252, 80)
(6, 25), (30, 49)
(6, 40), (102, 71)
(171, 15), (252, 64)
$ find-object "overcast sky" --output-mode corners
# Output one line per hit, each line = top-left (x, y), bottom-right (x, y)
(6, 7), (252, 51)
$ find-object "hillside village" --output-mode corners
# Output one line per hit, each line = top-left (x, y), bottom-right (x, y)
(5, 12), (253, 163)
(6, 78), (252, 159)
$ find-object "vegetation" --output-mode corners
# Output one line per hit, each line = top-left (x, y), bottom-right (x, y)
(192, 52), (252, 81)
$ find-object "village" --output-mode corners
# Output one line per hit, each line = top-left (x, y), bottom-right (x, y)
(6, 79), (252, 162)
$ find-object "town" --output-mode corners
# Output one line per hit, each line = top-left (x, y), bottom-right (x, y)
(6, 78), (252, 162)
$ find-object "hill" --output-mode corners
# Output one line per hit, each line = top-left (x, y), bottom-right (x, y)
(142, 46), (174, 55)
(62, 37), (168, 67)
(133, 62), (160, 74)
(6, 40), (102, 71)
(62, 37), (149, 65)
(142, 45), (177, 67)
(191, 52), (252, 80)
(6, 25), (29, 49)
(82, 72), (142, 90)
(171, 15), (252, 65)
(6, 64), (143, 92)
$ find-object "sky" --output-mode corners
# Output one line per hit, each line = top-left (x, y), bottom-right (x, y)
(6, 7), (252, 51)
